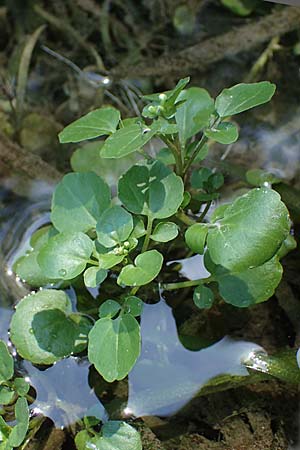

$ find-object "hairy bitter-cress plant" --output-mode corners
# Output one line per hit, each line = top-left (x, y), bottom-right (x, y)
(7, 78), (295, 449)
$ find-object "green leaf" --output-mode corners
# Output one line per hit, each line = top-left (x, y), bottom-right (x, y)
(221, 0), (258, 16)
(150, 222), (178, 242)
(215, 82), (276, 117)
(175, 87), (214, 144)
(71, 142), (138, 186)
(88, 315), (141, 382)
(185, 223), (209, 254)
(13, 378), (30, 397)
(96, 206), (133, 248)
(101, 123), (155, 159)
(75, 421), (142, 450)
(117, 250), (163, 287)
(193, 285), (214, 309)
(246, 169), (281, 187)
(191, 167), (212, 189)
(207, 188), (290, 271)
(51, 172), (111, 233)
(156, 147), (176, 165)
(123, 296), (143, 317)
(13, 226), (59, 287)
(84, 267), (107, 288)
(118, 160), (184, 219)
(0, 416), (11, 443)
(97, 248), (126, 270)
(210, 204), (230, 222)
(214, 257), (283, 307)
(0, 341), (14, 384)
(277, 234), (297, 259)
(8, 398), (29, 447)
(204, 122), (238, 144)
(0, 387), (15, 405)
(59, 107), (120, 143)
(38, 232), (94, 280)
(131, 218), (146, 239)
(10, 290), (91, 364)
(99, 300), (121, 319)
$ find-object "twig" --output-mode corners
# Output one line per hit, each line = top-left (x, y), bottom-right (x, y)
(111, 7), (300, 79)
(0, 132), (62, 183)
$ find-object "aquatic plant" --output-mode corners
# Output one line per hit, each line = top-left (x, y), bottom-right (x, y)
(6, 77), (296, 449)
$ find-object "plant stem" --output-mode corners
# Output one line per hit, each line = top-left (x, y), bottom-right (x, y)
(176, 210), (196, 226)
(161, 277), (212, 291)
(161, 136), (183, 176)
(141, 216), (153, 253)
(183, 134), (208, 176)
(87, 259), (99, 266)
(197, 201), (212, 223)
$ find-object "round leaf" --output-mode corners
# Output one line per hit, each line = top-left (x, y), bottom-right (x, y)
(99, 300), (121, 319)
(193, 285), (214, 309)
(96, 206), (133, 248)
(123, 296), (143, 317)
(59, 107), (120, 143)
(75, 421), (142, 450)
(118, 160), (184, 219)
(0, 341), (14, 384)
(185, 223), (209, 254)
(84, 267), (108, 288)
(207, 188), (290, 271)
(51, 172), (111, 233)
(204, 122), (238, 144)
(38, 232), (94, 280)
(117, 250), (163, 287)
(10, 290), (91, 365)
(150, 222), (178, 242)
(215, 81), (276, 117)
(88, 315), (141, 382)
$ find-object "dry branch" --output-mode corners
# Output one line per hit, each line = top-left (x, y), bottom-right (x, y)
(111, 6), (300, 79)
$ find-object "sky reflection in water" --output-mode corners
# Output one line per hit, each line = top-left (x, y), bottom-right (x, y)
(126, 299), (264, 418)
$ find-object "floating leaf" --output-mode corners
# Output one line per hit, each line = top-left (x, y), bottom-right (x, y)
(10, 290), (91, 364)
(96, 206), (133, 248)
(88, 315), (141, 381)
(101, 124), (155, 158)
(38, 232), (94, 280)
(193, 285), (214, 309)
(75, 421), (142, 450)
(51, 172), (111, 233)
(0, 341), (14, 384)
(118, 250), (163, 287)
(204, 122), (238, 144)
(59, 107), (120, 143)
(215, 82), (276, 117)
(185, 223), (209, 254)
(175, 87), (214, 144)
(150, 222), (178, 242)
(207, 188), (290, 271)
(84, 267), (107, 288)
(118, 160), (184, 219)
